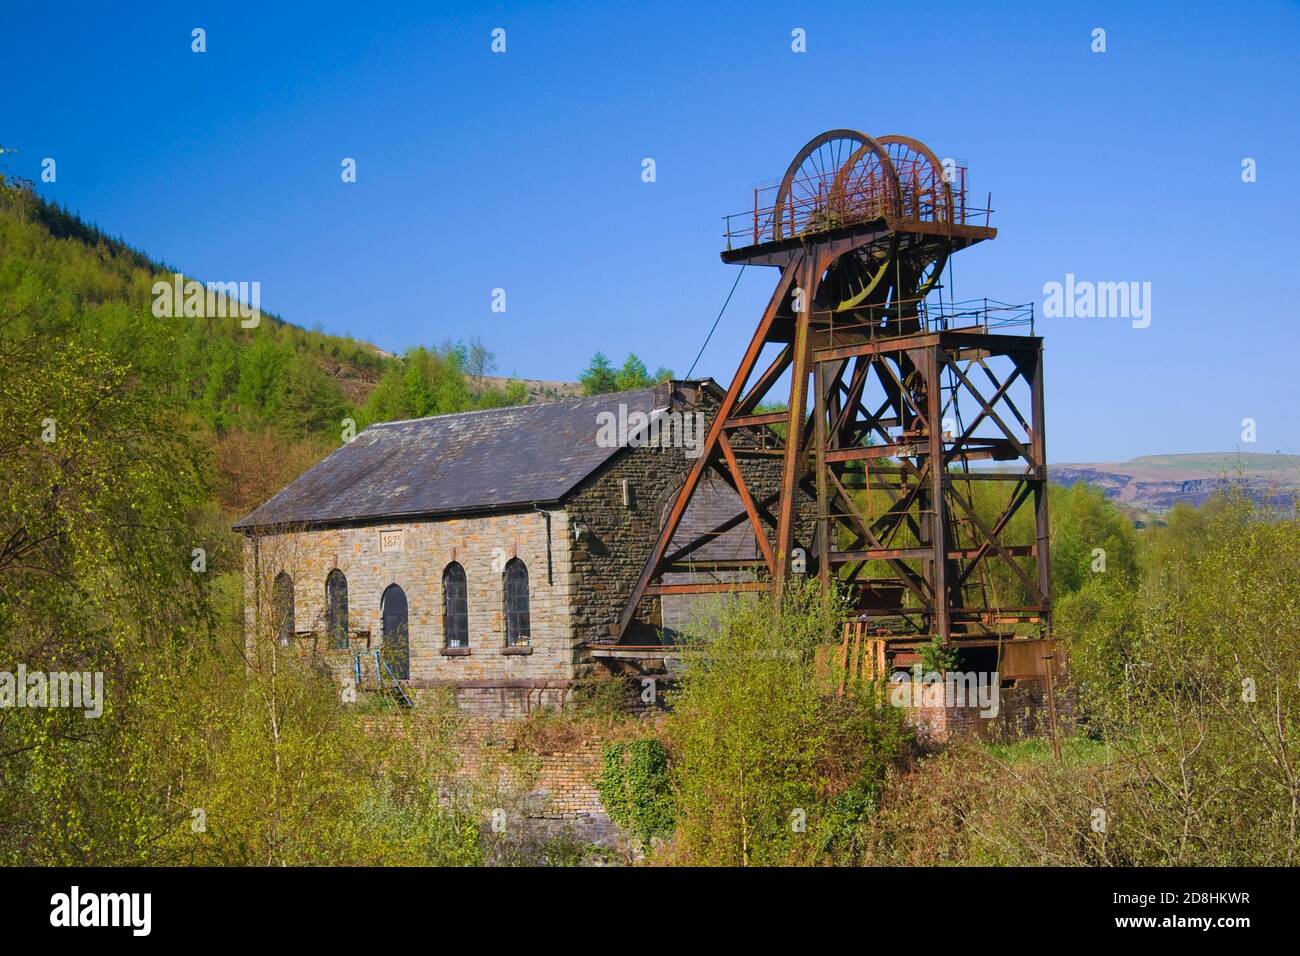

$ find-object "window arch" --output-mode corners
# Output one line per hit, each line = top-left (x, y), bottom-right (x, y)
(326, 569), (349, 649)
(443, 562), (469, 648)
(503, 559), (530, 646)
(272, 571), (295, 646)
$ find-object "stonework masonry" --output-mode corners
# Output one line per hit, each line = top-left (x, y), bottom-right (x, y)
(566, 417), (707, 645)
(244, 506), (577, 686)
(902, 677), (1064, 747)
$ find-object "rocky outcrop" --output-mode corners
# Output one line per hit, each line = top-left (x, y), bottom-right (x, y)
(1049, 454), (1300, 514)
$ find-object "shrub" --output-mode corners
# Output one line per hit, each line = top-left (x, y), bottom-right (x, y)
(664, 580), (909, 865)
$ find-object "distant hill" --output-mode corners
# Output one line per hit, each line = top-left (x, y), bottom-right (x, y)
(478, 375), (581, 403)
(1050, 453), (1300, 516)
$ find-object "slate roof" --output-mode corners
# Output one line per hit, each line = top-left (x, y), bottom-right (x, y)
(234, 388), (670, 531)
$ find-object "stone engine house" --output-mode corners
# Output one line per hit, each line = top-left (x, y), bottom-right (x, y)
(235, 380), (779, 716)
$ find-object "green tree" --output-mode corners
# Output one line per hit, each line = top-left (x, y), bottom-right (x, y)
(279, 354), (347, 436)
(581, 351), (673, 394)
(475, 378), (529, 409)
(614, 353), (651, 390)
(361, 345), (473, 424)
(1049, 481), (1139, 595)
(0, 323), (211, 860)
(579, 351), (618, 394)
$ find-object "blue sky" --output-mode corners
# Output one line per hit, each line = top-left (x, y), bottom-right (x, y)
(4, 0), (1298, 461)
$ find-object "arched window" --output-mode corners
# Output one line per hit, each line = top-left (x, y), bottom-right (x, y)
(443, 562), (469, 648)
(503, 559), (530, 646)
(380, 584), (409, 680)
(326, 569), (349, 649)
(272, 571), (295, 646)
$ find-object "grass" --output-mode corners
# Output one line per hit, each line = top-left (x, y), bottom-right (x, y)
(986, 734), (1108, 766)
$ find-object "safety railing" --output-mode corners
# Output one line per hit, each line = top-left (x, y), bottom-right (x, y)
(723, 168), (992, 249)
(821, 297), (1035, 340)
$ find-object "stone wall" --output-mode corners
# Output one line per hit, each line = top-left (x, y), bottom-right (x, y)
(567, 381), (818, 645)
(401, 683), (577, 720)
(238, 395), (721, 690)
(565, 386), (709, 645)
(242, 505), (577, 684)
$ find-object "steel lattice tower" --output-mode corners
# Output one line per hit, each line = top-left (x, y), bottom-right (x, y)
(618, 130), (1051, 656)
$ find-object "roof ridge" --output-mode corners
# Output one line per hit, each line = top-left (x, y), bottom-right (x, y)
(367, 386), (659, 429)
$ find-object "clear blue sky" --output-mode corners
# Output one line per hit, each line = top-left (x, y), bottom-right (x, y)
(4, 0), (1298, 462)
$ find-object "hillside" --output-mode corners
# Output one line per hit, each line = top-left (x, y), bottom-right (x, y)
(0, 183), (391, 413)
(0, 182), (573, 514)
(480, 374), (582, 403)
(1051, 452), (1300, 516)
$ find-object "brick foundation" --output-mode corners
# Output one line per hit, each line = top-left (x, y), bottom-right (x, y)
(364, 710), (627, 849)
(896, 675), (1069, 746)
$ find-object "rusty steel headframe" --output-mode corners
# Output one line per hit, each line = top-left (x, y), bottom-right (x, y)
(617, 130), (1051, 651)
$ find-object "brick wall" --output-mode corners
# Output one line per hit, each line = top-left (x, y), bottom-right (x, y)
(452, 716), (608, 820)
(359, 711), (623, 848)
(898, 676), (1066, 746)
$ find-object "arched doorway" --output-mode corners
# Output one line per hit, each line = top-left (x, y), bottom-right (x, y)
(380, 584), (409, 680)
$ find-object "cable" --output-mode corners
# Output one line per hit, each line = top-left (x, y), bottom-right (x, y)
(685, 264), (746, 379)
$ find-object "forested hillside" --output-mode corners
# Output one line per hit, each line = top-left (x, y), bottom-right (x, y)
(0, 182), (544, 516)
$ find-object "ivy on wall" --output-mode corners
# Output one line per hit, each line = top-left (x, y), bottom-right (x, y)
(596, 739), (675, 846)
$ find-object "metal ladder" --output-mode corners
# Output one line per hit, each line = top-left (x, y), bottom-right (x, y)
(353, 649), (413, 707)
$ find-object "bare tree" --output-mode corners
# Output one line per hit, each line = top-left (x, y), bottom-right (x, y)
(465, 337), (497, 392)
